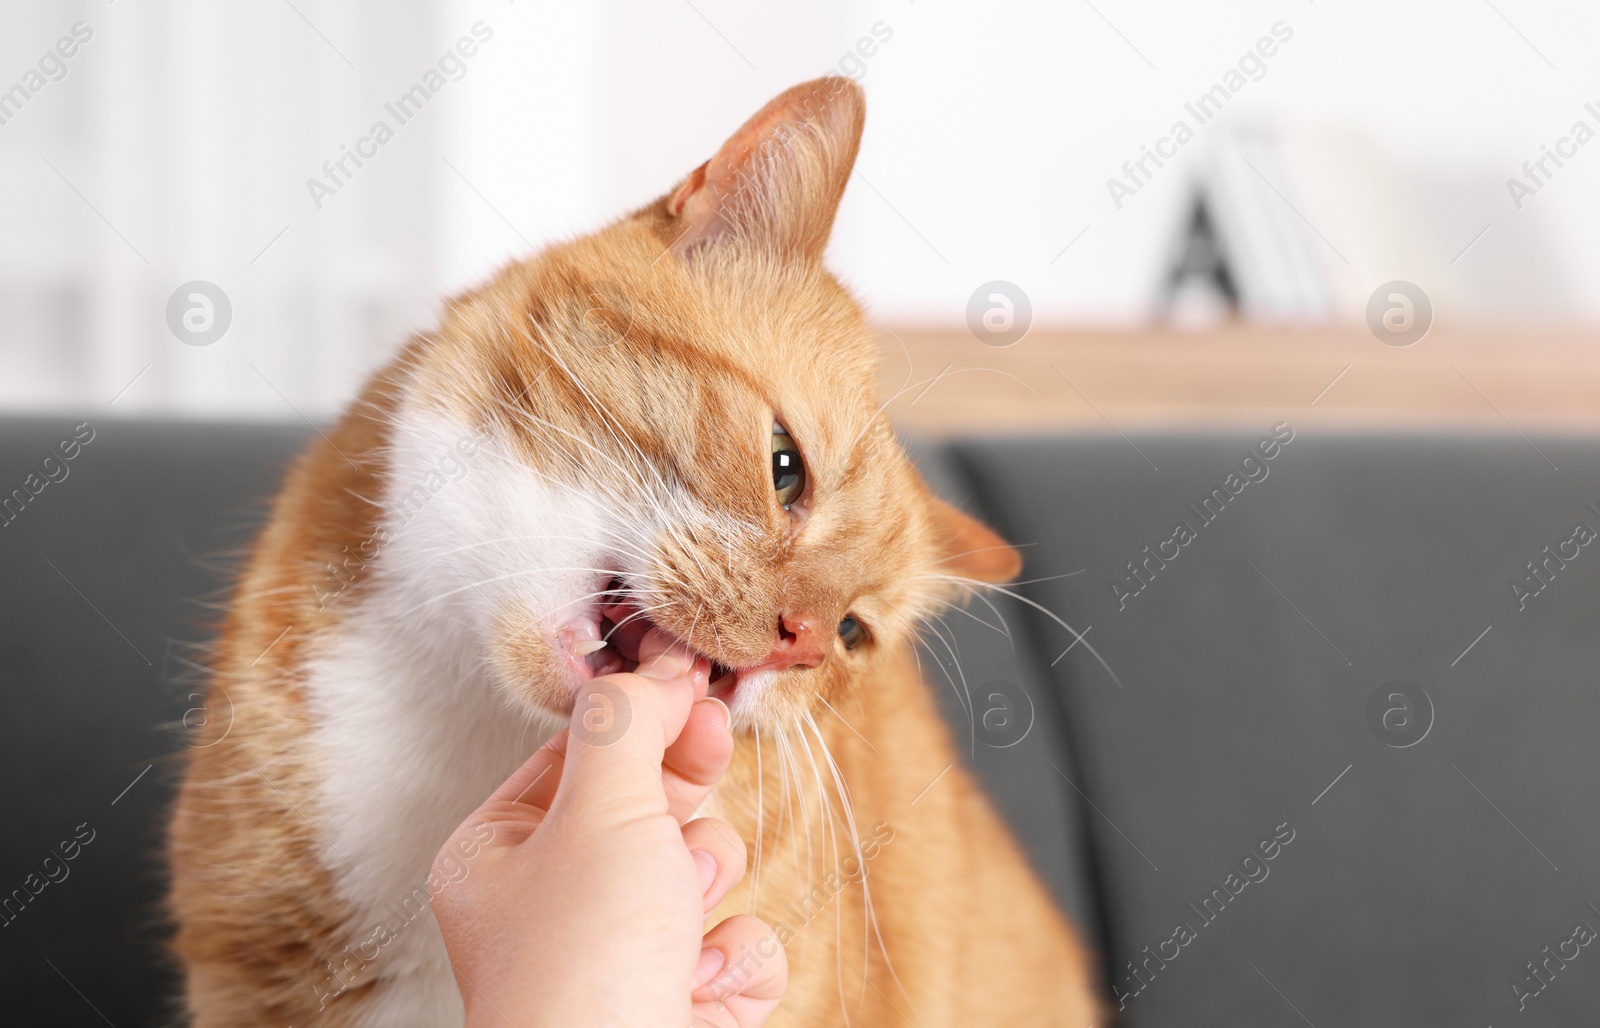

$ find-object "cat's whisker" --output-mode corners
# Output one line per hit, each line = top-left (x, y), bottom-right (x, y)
(751, 722), (764, 915)
(776, 726), (797, 902)
(844, 367), (935, 456)
(943, 598), (1010, 642)
(877, 327), (917, 401)
(600, 602), (673, 644)
(937, 573), (1016, 647)
(422, 531), (653, 567)
(778, 727), (813, 929)
(802, 713), (863, 1013)
(815, 696), (878, 755)
(770, 727), (788, 902)
(795, 719), (850, 1026)
(918, 616), (976, 732)
(771, 729), (792, 895)
(815, 712), (921, 1017)
(709, 620), (726, 663)
(391, 565), (627, 619)
(806, 713), (877, 1011)
(544, 583), (650, 623)
(685, 600), (705, 665)
(927, 574), (1124, 689)
(1004, 569), (1089, 586)
(237, 583), (318, 602)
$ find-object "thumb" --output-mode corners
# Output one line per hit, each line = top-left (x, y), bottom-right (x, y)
(553, 630), (706, 816)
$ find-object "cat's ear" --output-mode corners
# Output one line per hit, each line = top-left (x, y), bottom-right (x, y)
(929, 497), (1022, 584)
(664, 76), (865, 261)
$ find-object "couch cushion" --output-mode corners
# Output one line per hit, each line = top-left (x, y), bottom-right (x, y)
(10, 415), (1596, 1027)
(0, 418), (309, 1025)
(948, 429), (1600, 1026)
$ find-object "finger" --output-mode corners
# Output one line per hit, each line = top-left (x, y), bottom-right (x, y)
(692, 915), (788, 1027)
(662, 697), (735, 822)
(555, 630), (707, 815)
(544, 697), (731, 823)
(637, 627), (712, 701)
(681, 817), (747, 912)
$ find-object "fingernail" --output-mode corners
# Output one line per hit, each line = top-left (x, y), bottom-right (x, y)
(637, 643), (693, 681)
(692, 848), (718, 893)
(697, 696), (731, 734)
(692, 946), (726, 989)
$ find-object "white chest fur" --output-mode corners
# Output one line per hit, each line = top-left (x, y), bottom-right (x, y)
(305, 616), (542, 1025)
(302, 406), (608, 1025)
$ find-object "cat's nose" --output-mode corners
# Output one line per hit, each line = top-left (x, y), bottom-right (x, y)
(749, 613), (827, 673)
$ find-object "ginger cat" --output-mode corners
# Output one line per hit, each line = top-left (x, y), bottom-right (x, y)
(168, 76), (1101, 1026)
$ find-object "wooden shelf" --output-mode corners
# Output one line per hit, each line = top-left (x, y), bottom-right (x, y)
(873, 326), (1600, 438)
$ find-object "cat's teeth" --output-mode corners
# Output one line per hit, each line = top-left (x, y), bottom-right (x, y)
(573, 639), (609, 656)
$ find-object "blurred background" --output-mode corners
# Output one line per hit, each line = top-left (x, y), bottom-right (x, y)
(7, 2), (1600, 1026)
(5, 0), (1600, 417)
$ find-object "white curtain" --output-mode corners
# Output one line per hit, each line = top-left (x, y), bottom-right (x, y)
(3, 0), (442, 419)
(5, 0), (1598, 420)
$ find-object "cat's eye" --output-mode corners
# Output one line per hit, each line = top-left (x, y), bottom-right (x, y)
(772, 423), (805, 509)
(838, 615), (866, 650)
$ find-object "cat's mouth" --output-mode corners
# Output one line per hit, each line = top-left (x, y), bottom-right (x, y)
(559, 577), (740, 702)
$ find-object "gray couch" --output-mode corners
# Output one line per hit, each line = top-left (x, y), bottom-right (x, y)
(3, 417), (1597, 1025)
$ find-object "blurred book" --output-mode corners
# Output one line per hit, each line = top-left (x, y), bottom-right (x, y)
(1161, 123), (1581, 330)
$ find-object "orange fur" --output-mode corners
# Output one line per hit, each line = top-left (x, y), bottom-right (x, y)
(168, 76), (1101, 1026)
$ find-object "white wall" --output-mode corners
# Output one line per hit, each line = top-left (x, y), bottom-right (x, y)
(3, 0), (1598, 418)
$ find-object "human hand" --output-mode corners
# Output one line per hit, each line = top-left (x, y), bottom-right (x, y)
(431, 628), (788, 1027)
